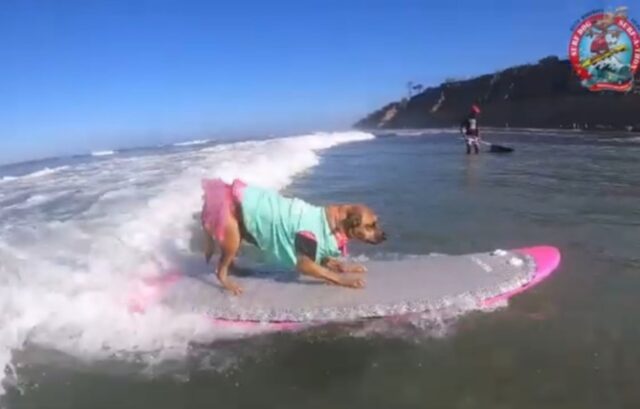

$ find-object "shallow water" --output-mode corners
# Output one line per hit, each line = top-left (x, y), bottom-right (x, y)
(3, 130), (640, 408)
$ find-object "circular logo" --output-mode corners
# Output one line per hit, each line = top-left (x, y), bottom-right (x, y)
(569, 7), (640, 92)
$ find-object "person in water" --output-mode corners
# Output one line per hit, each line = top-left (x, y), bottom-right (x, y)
(460, 105), (481, 154)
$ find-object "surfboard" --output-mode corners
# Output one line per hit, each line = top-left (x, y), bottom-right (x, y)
(128, 246), (560, 331)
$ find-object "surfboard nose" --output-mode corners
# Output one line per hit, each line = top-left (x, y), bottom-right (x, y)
(482, 246), (561, 307)
(517, 246), (561, 274)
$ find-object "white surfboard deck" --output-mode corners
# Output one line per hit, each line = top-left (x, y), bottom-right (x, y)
(129, 246), (560, 328)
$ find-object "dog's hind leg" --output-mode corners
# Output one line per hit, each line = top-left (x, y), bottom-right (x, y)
(203, 228), (216, 264)
(216, 211), (243, 295)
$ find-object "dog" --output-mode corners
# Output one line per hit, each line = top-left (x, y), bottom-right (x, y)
(200, 178), (386, 295)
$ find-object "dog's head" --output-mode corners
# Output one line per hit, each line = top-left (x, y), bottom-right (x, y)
(341, 205), (386, 245)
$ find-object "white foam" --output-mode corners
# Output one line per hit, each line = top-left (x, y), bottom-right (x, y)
(343, 289), (511, 342)
(380, 128), (459, 136)
(0, 166), (69, 183)
(607, 136), (640, 143)
(172, 139), (209, 147)
(91, 150), (116, 157)
(0, 130), (374, 395)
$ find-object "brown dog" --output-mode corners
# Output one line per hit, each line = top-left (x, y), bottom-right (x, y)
(201, 179), (386, 295)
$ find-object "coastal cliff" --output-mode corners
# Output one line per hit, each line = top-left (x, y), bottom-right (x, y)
(355, 56), (640, 131)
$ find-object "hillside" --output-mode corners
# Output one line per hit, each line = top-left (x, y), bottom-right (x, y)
(355, 57), (640, 131)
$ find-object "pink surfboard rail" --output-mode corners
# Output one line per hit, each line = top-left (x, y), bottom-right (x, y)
(481, 245), (561, 307)
(128, 246), (561, 332)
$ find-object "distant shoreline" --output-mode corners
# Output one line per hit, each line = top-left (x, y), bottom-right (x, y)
(357, 126), (640, 136)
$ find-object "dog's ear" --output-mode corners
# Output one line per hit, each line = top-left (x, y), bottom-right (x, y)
(344, 207), (362, 231)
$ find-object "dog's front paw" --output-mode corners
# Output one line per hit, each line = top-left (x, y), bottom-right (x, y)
(344, 264), (367, 274)
(338, 276), (365, 289)
(222, 280), (244, 296)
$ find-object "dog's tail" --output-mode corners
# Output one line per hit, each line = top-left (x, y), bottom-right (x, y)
(201, 178), (247, 243)
(201, 178), (232, 243)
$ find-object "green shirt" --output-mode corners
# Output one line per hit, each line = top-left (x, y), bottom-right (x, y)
(240, 185), (341, 268)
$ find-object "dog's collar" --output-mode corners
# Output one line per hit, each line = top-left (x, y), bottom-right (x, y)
(335, 231), (348, 257)
(326, 207), (348, 256)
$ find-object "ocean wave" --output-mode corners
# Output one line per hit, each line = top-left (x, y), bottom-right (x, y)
(376, 128), (460, 137)
(0, 165), (69, 183)
(606, 136), (640, 143)
(172, 139), (209, 147)
(91, 150), (116, 157)
(0, 130), (375, 395)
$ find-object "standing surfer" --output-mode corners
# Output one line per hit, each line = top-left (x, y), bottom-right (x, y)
(460, 105), (481, 155)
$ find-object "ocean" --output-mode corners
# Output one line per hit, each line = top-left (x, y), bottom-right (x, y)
(1, 130), (639, 408)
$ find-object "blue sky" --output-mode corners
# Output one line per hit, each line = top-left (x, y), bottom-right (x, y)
(0, 0), (617, 163)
